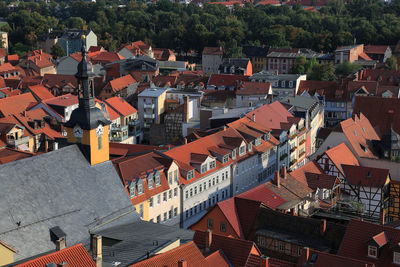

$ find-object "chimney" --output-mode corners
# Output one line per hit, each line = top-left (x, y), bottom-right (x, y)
(259, 256), (269, 267)
(320, 219), (327, 236)
(178, 260), (187, 267)
(57, 262), (68, 267)
(223, 126), (227, 131)
(274, 171), (280, 188)
(281, 166), (287, 179)
(184, 138), (187, 144)
(92, 234), (102, 267)
(205, 229), (212, 252)
(252, 113), (256, 122)
(304, 247), (310, 261)
(55, 237), (66, 251)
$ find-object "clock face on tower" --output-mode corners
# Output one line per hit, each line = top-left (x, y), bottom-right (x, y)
(73, 125), (83, 138)
(96, 124), (104, 137)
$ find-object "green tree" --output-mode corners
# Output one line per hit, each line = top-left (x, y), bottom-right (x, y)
(335, 62), (361, 77)
(51, 43), (65, 59)
(386, 55), (398, 70)
(309, 63), (336, 81)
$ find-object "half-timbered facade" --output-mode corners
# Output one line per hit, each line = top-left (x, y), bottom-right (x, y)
(342, 165), (390, 223)
(389, 181), (400, 223)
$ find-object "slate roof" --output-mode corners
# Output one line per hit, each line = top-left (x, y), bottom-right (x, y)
(202, 47), (223, 55)
(0, 145), (139, 261)
(242, 46), (270, 58)
(92, 221), (194, 266)
(14, 243), (96, 267)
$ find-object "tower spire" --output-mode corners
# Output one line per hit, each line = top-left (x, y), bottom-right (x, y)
(76, 35), (95, 110)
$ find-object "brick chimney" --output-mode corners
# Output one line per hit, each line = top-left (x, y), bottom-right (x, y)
(274, 171), (280, 188)
(56, 237), (66, 251)
(183, 96), (190, 123)
(91, 234), (102, 267)
(205, 229), (212, 252)
(320, 219), (327, 236)
(259, 255), (269, 267)
(178, 260), (187, 267)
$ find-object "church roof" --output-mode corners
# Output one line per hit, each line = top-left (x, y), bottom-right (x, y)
(0, 145), (140, 261)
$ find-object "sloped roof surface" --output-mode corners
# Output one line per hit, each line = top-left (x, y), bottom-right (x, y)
(0, 145), (139, 260)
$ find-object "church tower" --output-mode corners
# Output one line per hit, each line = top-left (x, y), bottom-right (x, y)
(64, 36), (111, 165)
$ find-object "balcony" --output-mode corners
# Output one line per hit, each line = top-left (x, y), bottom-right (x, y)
(144, 113), (155, 119)
(7, 136), (30, 147)
(111, 125), (128, 132)
(299, 151), (306, 158)
(110, 134), (129, 142)
(144, 103), (155, 109)
(290, 158), (297, 166)
(128, 120), (142, 136)
(299, 139), (306, 145)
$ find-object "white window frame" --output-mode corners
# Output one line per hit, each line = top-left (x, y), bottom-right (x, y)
(368, 245), (377, 258)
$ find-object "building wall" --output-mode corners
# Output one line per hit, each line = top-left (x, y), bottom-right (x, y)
(0, 244), (14, 266)
(232, 153), (259, 195)
(190, 206), (240, 238)
(56, 57), (79, 75)
(389, 183), (400, 222)
(182, 164), (231, 228)
(202, 54), (223, 75)
(0, 31), (8, 52)
(84, 30), (98, 51)
(37, 37), (58, 54)
(251, 57), (267, 73)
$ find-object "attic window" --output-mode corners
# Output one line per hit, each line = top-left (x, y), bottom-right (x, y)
(248, 142), (253, 151)
(129, 182), (136, 197)
(231, 149), (236, 159)
(147, 174), (154, 189)
(155, 171), (161, 186)
(368, 245), (377, 258)
(209, 160), (216, 170)
(255, 137), (261, 146)
(264, 132), (270, 141)
(187, 170), (194, 180)
(394, 252), (400, 264)
(222, 155), (229, 164)
(362, 127), (366, 132)
(239, 146), (246, 156)
(201, 163), (208, 174)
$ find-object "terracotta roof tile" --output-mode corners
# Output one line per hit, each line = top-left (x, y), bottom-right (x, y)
(105, 96), (137, 117)
(208, 74), (249, 88)
(324, 143), (360, 176)
(256, 0), (280, 5)
(0, 62), (18, 73)
(202, 47), (224, 55)
(236, 81), (272, 95)
(298, 248), (374, 267)
(238, 184), (286, 209)
(338, 219), (400, 267)
(28, 84), (54, 100)
(109, 74), (137, 92)
(358, 52), (373, 61)
(15, 243), (96, 267)
(205, 250), (231, 266)
(342, 165), (389, 187)
(91, 51), (124, 64)
(0, 92), (37, 116)
(130, 241), (208, 267)
(365, 45), (390, 55)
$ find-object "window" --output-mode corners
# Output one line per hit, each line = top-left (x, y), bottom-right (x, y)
(163, 212), (167, 221)
(282, 81), (286, 87)
(97, 136), (102, 150)
(199, 184), (203, 192)
(259, 236), (265, 247)
(394, 252), (400, 264)
(255, 138), (261, 146)
(279, 242), (285, 252)
(212, 177), (215, 186)
(222, 173), (225, 181)
(174, 207), (178, 217)
(207, 218), (214, 228)
(216, 176), (219, 184)
(220, 222), (226, 232)
(163, 192), (167, 202)
(148, 176), (153, 189)
(201, 164), (208, 174)
(231, 149), (236, 159)
(169, 189), (172, 199)
(368, 245), (377, 258)
(169, 209), (172, 219)
(129, 182), (136, 197)
(222, 190), (225, 199)
(139, 204), (143, 218)
(239, 146), (246, 155)
(157, 194), (161, 204)
(174, 170), (178, 183)
(185, 190), (189, 199)
(174, 187), (178, 197)
(226, 171), (228, 180)
(137, 181), (143, 195)
(221, 155), (229, 164)
(248, 143), (252, 151)
(187, 170), (194, 180)
(209, 180), (211, 188)
(209, 160), (216, 170)
(190, 188), (193, 197)
(289, 81), (293, 88)
(204, 182), (207, 190)
(157, 215), (161, 223)
(155, 172), (161, 186)
(168, 172), (172, 185)
(298, 248), (302, 256)
(194, 186), (197, 195)
(149, 197), (153, 207)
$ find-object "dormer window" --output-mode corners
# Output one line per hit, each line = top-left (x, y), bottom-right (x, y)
(147, 174), (154, 189)
(209, 160), (216, 170)
(255, 137), (261, 146)
(264, 132), (270, 141)
(248, 143), (253, 151)
(222, 155), (229, 164)
(368, 245), (377, 258)
(231, 149), (236, 159)
(187, 170), (194, 180)
(129, 182), (136, 197)
(394, 252), (400, 264)
(155, 171), (161, 186)
(137, 180), (143, 195)
(239, 146), (246, 156)
(201, 163), (208, 174)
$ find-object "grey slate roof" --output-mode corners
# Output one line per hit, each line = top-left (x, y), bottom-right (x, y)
(0, 145), (140, 261)
(279, 95), (318, 111)
(139, 87), (169, 97)
(92, 221), (194, 266)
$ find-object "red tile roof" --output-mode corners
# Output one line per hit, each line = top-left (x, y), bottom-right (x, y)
(0, 76), (5, 88)
(7, 54), (19, 62)
(44, 93), (78, 107)
(236, 81), (272, 95)
(202, 47), (224, 55)
(15, 243), (96, 267)
(0, 48), (6, 58)
(152, 75), (178, 87)
(208, 74), (249, 88)
(0, 62), (18, 74)
(88, 46), (104, 53)
(205, 250), (231, 266)
(342, 165), (389, 187)
(0, 88), (21, 97)
(256, 0), (280, 5)
(298, 248), (375, 267)
(353, 96), (400, 136)
(324, 143), (359, 176)
(365, 45), (390, 55)
(28, 84), (54, 101)
(238, 183), (286, 209)
(209, 1), (244, 6)
(129, 241), (208, 267)
(4, 78), (21, 89)
(297, 80), (339, 96)
(153, 48), (175, 61)
(338, 219), (400, 267)
(290, 160), (338, 190)
(42, 74), (77, 90)
(91, 51), (124, 64)
(193, 231), (261, 267)
(109, 143), (169, 156)
(105, 96), (137, 117)
(0, 92), (37, 117)
(109, 74), (137, 92)
(358, 52), (373, 61)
